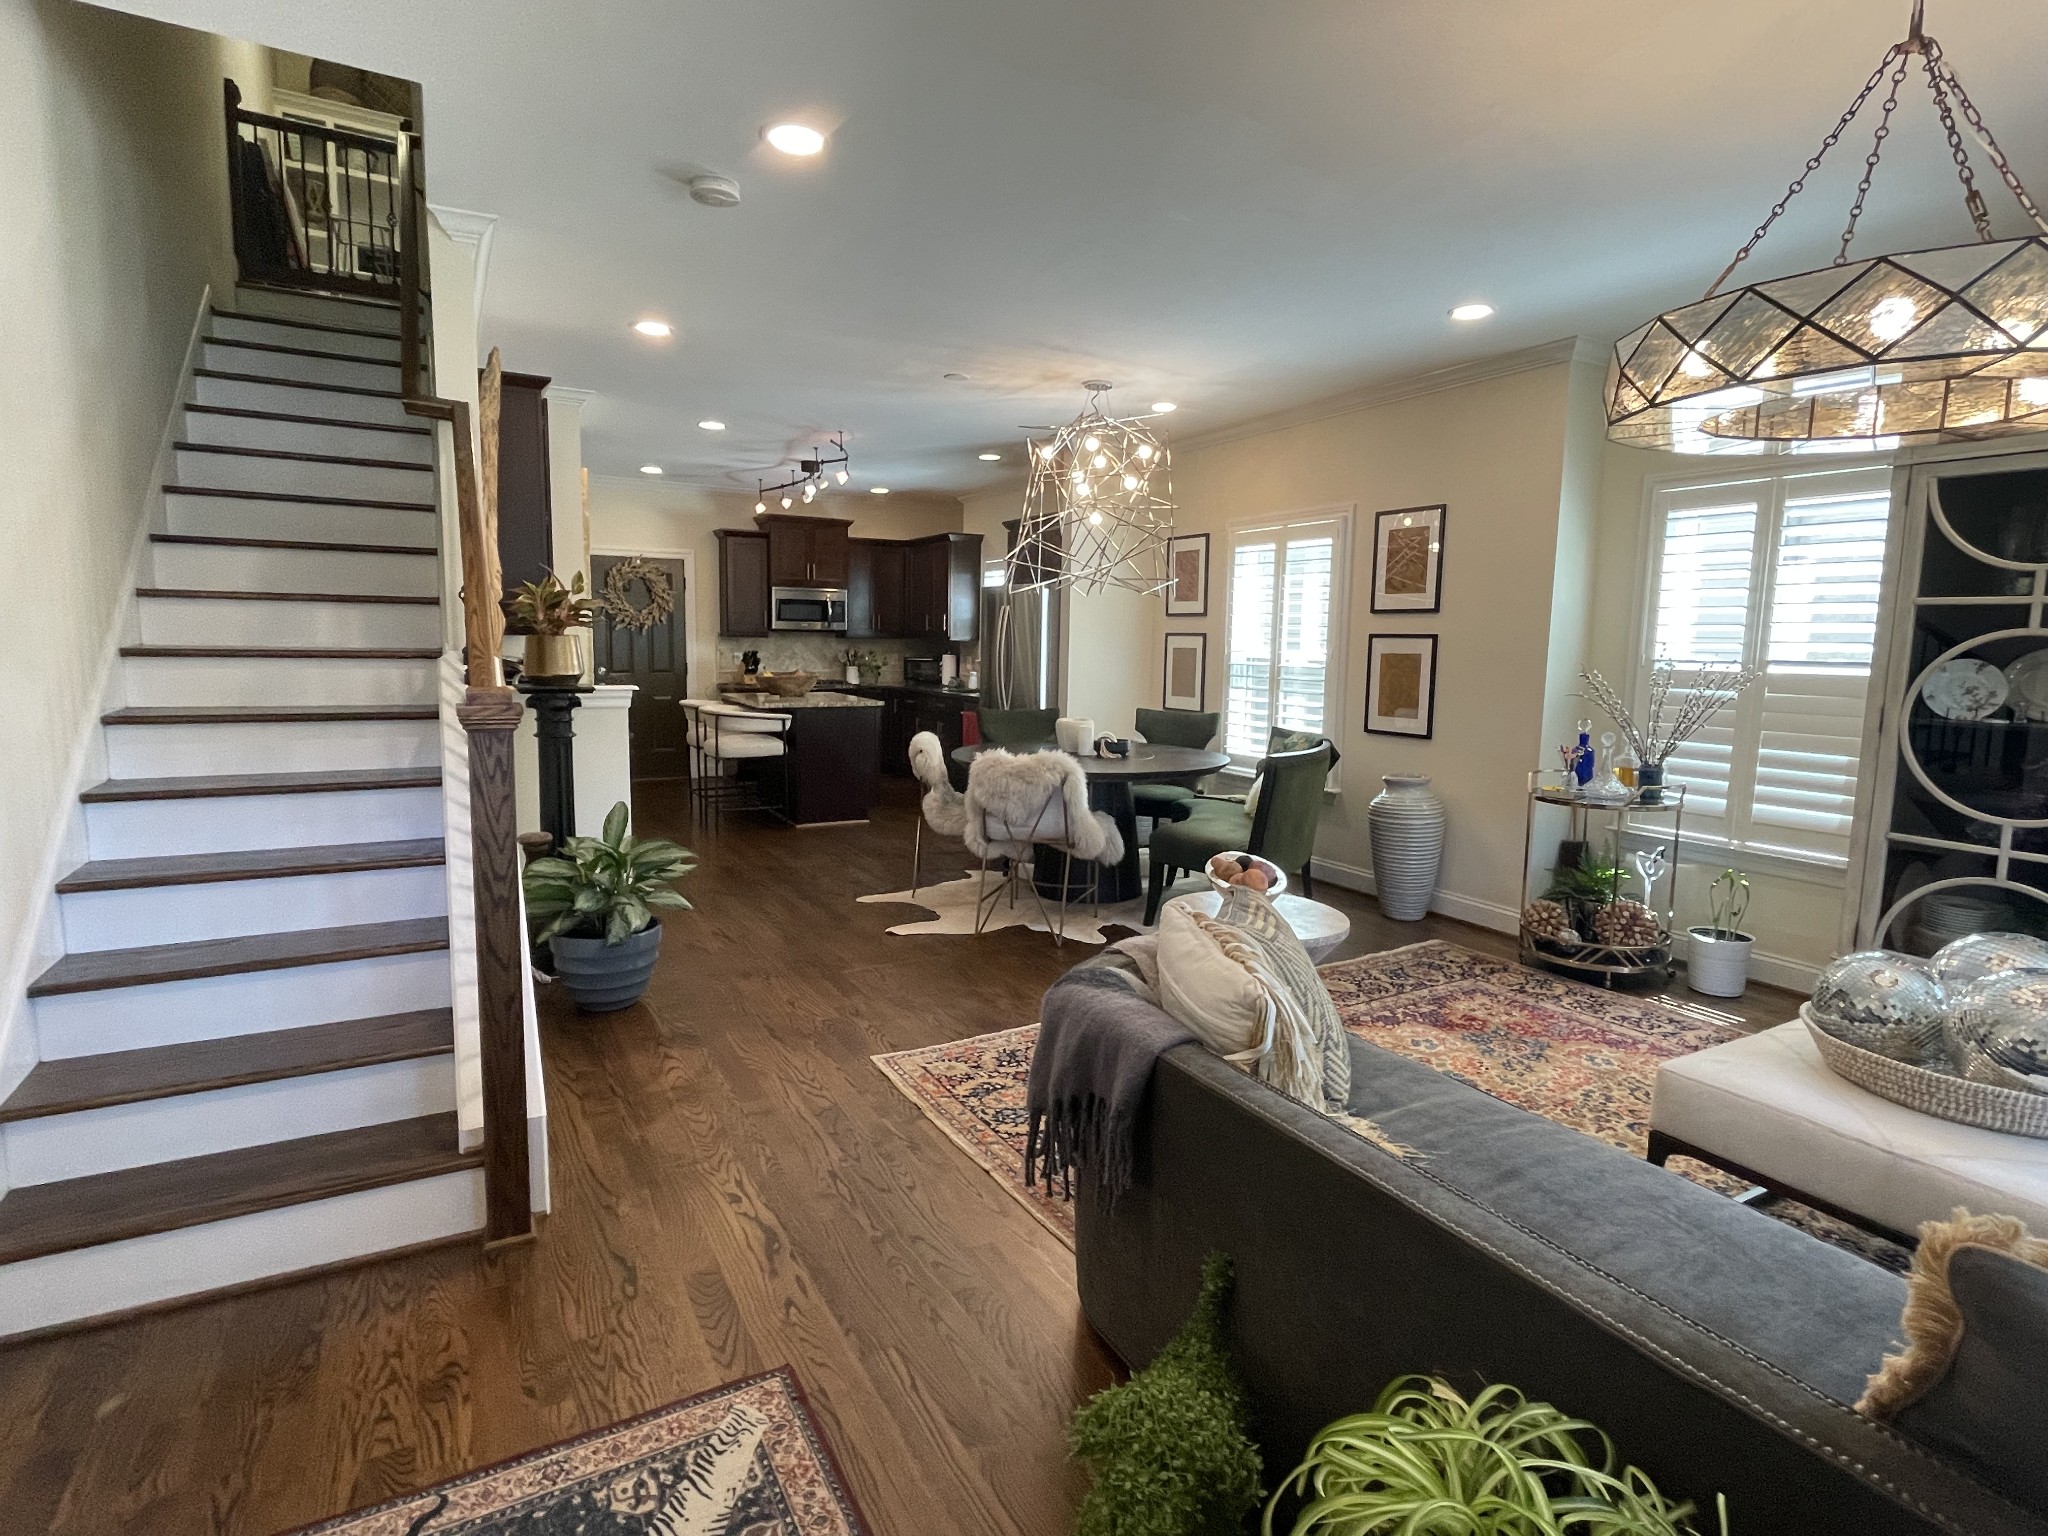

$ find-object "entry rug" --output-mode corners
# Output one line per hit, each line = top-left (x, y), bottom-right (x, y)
(874, 941), (1907, 1269)
(286, 1368), (868, 1535)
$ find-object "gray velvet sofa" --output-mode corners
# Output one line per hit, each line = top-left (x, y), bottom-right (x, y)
(1075, 1032), (2048, 1536)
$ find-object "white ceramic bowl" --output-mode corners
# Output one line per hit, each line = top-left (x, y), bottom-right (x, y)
(1207, 851), (1287, 898)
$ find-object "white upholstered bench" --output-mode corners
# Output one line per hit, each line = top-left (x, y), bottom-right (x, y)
(1649, 1020), (2048, 1247)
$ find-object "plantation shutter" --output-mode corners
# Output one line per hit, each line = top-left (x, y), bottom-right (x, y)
(1752, 473), (1892, 858)
(1224, 517), (1345, 766)
(1648, 489), (1759, 827)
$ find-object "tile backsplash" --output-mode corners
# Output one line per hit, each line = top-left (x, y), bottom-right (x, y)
(717, 635), (964, 685)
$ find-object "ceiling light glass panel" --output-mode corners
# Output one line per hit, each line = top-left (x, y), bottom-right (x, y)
(1964, 243), (2048, 344)
(1695, 291), (1802, 376)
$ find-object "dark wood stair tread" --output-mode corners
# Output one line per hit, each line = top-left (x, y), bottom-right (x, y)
(120, 645), (440, 660)
(210, 306), (403, 343)
(204, 336), (402, 368)
(0, 1010), (453, 1122)
(58, 838), (444, 892)
(0, 1113), (476, 1264)
(28, 916), (450, 996)
(192, 368), (401, 401)
(135, 587), (437, 605)
(102, 705), (437, 725)
(82, 767), (442, 802)
(152, 532), (436, 555)
(158, 487), (436, 512)
(182, 403), (429, 436)
(173, 441), (431, 473)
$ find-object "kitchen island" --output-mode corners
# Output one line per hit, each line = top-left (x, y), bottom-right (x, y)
(719, 689), (883, 825)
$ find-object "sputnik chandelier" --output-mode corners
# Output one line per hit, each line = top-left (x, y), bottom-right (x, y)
(754, 433), (850, 513)
(1007, 382), (1175, 594)
(1608, 1), (2048, 452)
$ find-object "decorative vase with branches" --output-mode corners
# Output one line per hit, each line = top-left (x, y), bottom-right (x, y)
(1579, 660), (1760, 770)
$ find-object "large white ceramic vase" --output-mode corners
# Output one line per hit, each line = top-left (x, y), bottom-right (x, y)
(1368, 773), (1446, 921)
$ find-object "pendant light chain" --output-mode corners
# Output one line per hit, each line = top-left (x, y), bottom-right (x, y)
(1922, 49), (1993, 241)
(1835, 49), (1913, 264)
(1928, 39), (2048, 235)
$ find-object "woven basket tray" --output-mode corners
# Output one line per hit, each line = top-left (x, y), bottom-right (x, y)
(1800, 1005), (2048, 1140)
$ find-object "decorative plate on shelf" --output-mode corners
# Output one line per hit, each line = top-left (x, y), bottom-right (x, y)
(2003, 647), (2048, 723)
(1921, 658), (2010, 721)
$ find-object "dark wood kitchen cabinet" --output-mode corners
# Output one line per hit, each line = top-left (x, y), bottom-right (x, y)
(715, 529), (771, 637)
(759, 515), (850, 589)
(495, 369), (553, 625)
(846, 538), (911, 639)
(904, 533), (983, 642)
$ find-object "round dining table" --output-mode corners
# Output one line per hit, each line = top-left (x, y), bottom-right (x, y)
(951, 741), (1232, 904)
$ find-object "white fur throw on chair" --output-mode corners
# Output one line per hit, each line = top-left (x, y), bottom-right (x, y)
(963, 749), (1124, 865)
(907, 731), (967, 837)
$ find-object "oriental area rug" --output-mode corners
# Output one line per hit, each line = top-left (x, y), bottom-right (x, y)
(285, 1368), (868, 1535)
(874, 940), (1907, 1270)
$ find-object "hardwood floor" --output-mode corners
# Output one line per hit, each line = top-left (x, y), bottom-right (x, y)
(0, 779), (1806, 1533)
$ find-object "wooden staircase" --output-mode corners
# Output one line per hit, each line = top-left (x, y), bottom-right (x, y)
(0, 286), (487, 1338)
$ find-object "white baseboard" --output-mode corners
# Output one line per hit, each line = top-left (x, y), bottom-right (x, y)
(1312, 858), (1816, 994)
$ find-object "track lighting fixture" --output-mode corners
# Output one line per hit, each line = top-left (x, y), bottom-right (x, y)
(754, 433), (853, 515)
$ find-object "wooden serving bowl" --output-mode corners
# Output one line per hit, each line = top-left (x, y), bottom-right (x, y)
(755, 671), (817, 697)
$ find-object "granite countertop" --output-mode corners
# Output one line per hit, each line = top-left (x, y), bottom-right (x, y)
(720, 689), (882, 710)
(817, 681), (980, 700)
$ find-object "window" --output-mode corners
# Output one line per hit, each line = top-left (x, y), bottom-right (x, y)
(1223, 513), (1347, 764)
(1641, 464), (1892, 865)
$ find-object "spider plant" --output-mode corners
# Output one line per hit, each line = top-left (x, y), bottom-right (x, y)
(510, 570), (597, 635)
(523, 801), (695, 945)
(1263, 1375), (1727, 1536)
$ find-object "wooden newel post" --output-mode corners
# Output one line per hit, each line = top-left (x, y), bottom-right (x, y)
(459, 684), (534, 1246)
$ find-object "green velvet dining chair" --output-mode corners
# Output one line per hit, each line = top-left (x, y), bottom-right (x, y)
(977, 708), (1059, 748)
(1130, 707), (1221, 826)
(1144, 740), (1329, 924)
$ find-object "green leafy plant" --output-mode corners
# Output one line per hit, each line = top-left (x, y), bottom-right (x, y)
(1705, 868), (1751, 940)
(1070, 1252), (1264, 1536)
(1264, 1375), (1727, 1536)
(523, 801), (695, 945)
(1543, 845), (1624, 933)
(510, 570), (596, 636)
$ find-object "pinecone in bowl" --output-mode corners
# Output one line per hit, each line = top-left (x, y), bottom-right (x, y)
(1592, 899), (1661, 948)
(1522, 899), (1578, 944)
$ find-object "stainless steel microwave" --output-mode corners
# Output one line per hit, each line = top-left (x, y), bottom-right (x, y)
(771, 586), (847, 631)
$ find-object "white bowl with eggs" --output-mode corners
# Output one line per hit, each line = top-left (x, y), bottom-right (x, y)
(1206, 851), (1287, 897)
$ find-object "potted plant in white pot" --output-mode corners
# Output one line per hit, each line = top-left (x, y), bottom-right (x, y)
(1688, 867), (1754, 998)
(522, 801), (694, 1012)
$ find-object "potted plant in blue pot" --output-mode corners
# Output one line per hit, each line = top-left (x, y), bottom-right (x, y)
(523, 801), (694, 1012)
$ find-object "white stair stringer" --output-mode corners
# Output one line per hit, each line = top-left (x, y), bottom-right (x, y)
(0, 1169), (484, 1338)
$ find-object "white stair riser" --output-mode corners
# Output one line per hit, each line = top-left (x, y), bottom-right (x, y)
(105, 716), (439, 778)
(201, 343), (398, 392)
(151, 542), (439, 597)
(122, 654), (438, 708)
(61, 864), (447, 951)
(0, 1168), (482, 1339)
(138, 595), (441, 648)
(208, 315), (401, 361)
(181, 410), (433, 464)
(165, 493), (438, 548)
(172, 449), (433, 504)
(86, 786), (443, 860)
(34, 949), (452, 1057)
(233, 288), (403, 335)
(3, 1057), (456, 1186)
(192, 374), (409, 425)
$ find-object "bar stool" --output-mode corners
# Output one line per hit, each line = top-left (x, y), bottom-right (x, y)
(683, 699), (792, 823)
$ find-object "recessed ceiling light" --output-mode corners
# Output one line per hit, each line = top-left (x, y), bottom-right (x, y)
(978, 452), (1001, 461)
(1449, 303), (1495, 322)
(639, 464), (663, 475)
(869, 486), (890, 495)
(698, 420), (726, 431)
(1150, 401), (1176, 413)
(632, 319), (673, 338)
(764, 122), (826, 156)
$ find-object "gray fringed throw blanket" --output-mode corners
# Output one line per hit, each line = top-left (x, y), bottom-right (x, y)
(1025, 950), (1193, 1205)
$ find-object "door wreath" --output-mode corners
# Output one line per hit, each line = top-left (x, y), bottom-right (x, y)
(599, 556), (675, 633)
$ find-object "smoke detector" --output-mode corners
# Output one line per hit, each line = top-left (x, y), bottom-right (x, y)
(687, 174), (742, 208)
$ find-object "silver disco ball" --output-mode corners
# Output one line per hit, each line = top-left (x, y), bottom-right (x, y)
(1931, 933), (2048, 991)
(1945, 969), (2048, 1084)
(1810, 951), (1949, 1064)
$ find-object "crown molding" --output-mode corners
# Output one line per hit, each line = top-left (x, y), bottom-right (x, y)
(1177, 336), (1593, 454)
(427, 205), (498, 327)
(544, 385), (598, 410)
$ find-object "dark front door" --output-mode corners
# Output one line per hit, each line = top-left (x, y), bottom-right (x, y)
(591, 554), (690, 781)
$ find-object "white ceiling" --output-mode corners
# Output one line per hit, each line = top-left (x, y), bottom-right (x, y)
(106, 0), (2048, 496)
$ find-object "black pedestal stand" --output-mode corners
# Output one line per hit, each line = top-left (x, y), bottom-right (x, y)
(517, 681), (594, 852)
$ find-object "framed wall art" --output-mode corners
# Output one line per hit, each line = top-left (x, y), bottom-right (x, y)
(1162, 632), (1208, 710)
(1370, 504), (1446, 613)
(1364, 633), (1438, 738)
(1164, 532), (1210, 617)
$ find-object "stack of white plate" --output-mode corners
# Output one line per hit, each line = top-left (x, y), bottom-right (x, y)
(1916, 890), (2015, 952)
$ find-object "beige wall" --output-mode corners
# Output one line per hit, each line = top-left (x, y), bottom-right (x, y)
(1135, 357), (1593, 924)
(586, 480), (964, 693)
(0, 0), (274, 1097)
